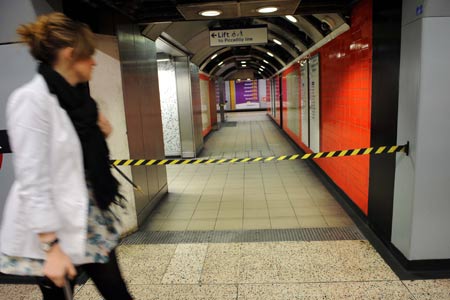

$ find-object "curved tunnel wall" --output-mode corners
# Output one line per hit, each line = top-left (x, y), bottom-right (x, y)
(268, 0), (373, 214)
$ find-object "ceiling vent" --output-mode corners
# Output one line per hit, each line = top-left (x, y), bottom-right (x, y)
(177, 0), (301, 20)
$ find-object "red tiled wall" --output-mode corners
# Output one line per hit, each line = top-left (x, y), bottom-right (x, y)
(316, 0), (372, 214)
(283, 0), (373, 214)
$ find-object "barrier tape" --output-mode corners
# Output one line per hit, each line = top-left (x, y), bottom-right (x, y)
(111, 143), (409, 166)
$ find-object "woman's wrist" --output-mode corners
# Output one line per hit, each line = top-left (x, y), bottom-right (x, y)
(38, 232), (57, 243)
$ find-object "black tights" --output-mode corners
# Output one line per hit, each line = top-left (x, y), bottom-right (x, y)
(37, 249), (132, 300)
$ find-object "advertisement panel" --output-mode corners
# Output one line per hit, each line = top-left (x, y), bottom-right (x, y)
(308, 54), (320, 153)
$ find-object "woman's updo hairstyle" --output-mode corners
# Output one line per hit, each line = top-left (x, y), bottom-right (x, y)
(16, 12), (95, 65)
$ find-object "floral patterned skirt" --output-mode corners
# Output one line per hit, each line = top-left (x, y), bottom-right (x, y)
(0, 188), (120, 277)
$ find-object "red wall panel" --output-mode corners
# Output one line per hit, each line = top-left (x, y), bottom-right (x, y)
(285, 0), (373, 214)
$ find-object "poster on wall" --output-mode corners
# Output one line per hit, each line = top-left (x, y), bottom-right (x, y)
(286, 70), (300, 136)
(235, 80), (260, 109)
(300, 61), (309, 147)
(308, 54), (320, 153)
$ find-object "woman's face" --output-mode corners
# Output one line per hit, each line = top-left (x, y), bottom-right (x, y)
(73, 56), (96, 83)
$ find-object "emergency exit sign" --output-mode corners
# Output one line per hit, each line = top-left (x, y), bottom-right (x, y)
(209, 27), (267, 47)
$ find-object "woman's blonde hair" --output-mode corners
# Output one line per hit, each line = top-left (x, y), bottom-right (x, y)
(17, 12), (95, 64)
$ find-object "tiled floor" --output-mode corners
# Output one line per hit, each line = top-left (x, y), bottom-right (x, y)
(3, 112), (450, 299)
(4, 242), (450, 299)
(144, 112), (354, 232)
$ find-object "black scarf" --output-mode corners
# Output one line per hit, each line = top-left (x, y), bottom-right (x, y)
(38, 63), (124, 211)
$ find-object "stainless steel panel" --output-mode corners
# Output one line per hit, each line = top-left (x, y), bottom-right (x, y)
(175, 57), (196, 158)
(190, 63), (204, 152)
(117, 24), (167, 224)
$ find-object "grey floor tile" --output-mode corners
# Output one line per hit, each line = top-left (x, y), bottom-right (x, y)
(244, 208), (270, 218)
(218, 208), (244, 219)
(324, 215), (355, 227)
(298, 215), (329, 228)
(243, 218), (271, 230)
(294, 206), (322, 216)
(0, 284), (41, 300)
(162, 244), (208, 284)
(220, 200), (244, 207)
(237, 281), (414, 300)
(187, 219), (217, 231)
(403, 279), (450, 300)
(159, 219), (190, 231)
(191, 209), (219, 219)
(269, 207), (296, 217)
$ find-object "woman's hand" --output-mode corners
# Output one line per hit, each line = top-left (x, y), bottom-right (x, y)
(98, 112), (112, 137)
(43, 244), (77, 287)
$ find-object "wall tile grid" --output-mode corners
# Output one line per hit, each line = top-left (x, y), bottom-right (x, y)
(283, 0), (373, 214)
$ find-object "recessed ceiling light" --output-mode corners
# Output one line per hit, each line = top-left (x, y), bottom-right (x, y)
(263, 60), (269, 64)
(218, 61), (224, 66)
(247, 78), (251, 80)
(241, 61), (246, 64)
(260, 65), (265, 69)
(273, 39), (282, 45)
(267, 52), (274, 57)
(286, 15), (297, 23)
(199, 10), (222, 17)
(242, 65), (247, 68)
(210, 54), (218, 60)
(257, 6), (278, 14)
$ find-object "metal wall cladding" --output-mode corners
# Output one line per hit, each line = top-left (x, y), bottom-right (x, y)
(117, 25), (167, 225)
(175, 58), (204, 158)
(190, 63), (204, 153)
(175, 57), (195, 158)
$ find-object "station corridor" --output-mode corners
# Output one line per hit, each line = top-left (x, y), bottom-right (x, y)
(144, 111), (353, 232)
(2, 112), (450, 299)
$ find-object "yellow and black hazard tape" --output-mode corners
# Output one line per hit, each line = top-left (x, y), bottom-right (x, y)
(111, 143), (409, 166)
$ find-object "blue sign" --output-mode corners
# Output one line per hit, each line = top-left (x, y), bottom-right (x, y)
(416, 4), (423, 16)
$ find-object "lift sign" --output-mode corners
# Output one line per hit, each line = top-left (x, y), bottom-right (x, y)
(209, 27), (267, 47)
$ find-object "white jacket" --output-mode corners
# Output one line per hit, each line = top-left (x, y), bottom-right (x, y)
(0, 74), (89, 264)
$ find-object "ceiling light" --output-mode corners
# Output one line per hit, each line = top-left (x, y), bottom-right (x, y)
(263, 60), (269, 64)
(286, 15), (297, 23)
(267, 52), (274, 57)
(247, 78), (251, 80)
(199, 10), (222, 17)
(241, 61), (246, 64)
(210, 54), (218, 60)
(242, 65), (247, 67)
(273, 39), (282, 45)
(260, 65), (265, 69)
(218, 61), (224, 66)
(257, 6), (278, 14)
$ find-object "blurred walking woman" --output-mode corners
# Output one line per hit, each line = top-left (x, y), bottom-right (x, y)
(0, 13), (133, 300)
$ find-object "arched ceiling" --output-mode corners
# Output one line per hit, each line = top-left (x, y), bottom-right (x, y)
(79, 0), (359, 79)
